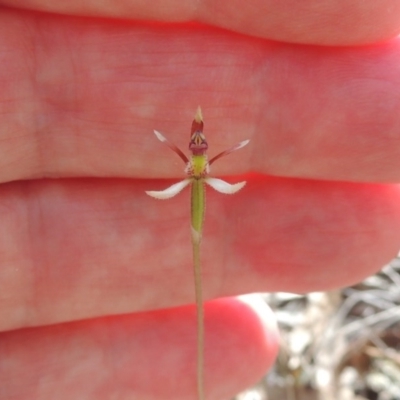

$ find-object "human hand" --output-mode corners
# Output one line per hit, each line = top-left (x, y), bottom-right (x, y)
(1, 1), (400, 399)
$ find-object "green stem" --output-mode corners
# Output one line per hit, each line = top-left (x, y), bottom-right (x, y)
(191, 179), (205, 400)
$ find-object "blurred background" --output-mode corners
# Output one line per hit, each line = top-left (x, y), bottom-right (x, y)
(236, 256), (400, 400)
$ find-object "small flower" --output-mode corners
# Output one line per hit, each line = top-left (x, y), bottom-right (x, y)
(146, 107), (249, 400)
(146, 106), (249, 200)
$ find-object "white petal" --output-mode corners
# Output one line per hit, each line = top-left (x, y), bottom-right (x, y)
(205, 177), (246, 194)
(146, 179), (191, 199)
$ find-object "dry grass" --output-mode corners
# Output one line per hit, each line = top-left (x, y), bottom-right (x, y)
(236, 257), (400, 400)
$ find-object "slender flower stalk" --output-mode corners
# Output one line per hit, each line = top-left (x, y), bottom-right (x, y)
(146, 107), (249, 400)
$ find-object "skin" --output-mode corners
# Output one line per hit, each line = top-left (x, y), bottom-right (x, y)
(1, 1), (400, 399)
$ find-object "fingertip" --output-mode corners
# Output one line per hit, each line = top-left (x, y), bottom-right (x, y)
(205, 295), (279, 397)
(237, 293), (280, 354)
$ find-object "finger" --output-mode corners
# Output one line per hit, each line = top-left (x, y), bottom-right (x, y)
(3, 0), (400, 44)
(2, 11), (400, 183)
(1, 177), (399, 331)
(0, 296), (279, 400)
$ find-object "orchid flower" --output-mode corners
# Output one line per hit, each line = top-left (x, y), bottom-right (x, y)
(146, 107), (249, 400)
